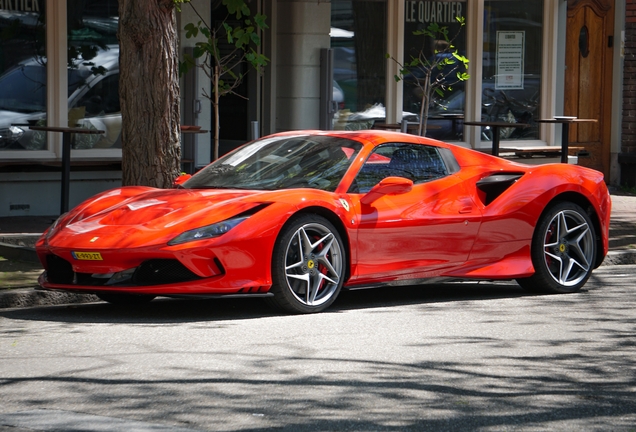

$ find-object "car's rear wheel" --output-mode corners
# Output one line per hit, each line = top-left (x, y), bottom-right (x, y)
(517, 201), (596, 293)
(96, 293), (156, 306)
(268, 214), (346, 314)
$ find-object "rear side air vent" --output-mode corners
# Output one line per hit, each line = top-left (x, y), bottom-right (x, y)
(476, 173), (523, 205)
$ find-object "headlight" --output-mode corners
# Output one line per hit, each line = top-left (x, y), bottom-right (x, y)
(168, 216), (249, 245)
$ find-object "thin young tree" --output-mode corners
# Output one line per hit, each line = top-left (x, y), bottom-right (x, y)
(388, 17), (469, 137)
(179, 0), (268, 160)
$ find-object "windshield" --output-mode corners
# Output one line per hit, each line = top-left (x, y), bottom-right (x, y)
(0, 65), (91, 113)
(184, 135), (363, 192)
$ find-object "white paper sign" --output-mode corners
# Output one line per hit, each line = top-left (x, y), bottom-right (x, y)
(495, 31), (525, 90)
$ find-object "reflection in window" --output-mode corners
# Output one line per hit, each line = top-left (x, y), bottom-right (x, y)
(0, 0), (121, 151)
(350, 143), (448, 193)
(403, 0), (468, 142)
(68, 0), (120, 150)
(0, 3), (46, 150)
(481, 0), (542, 141)
(331, 0), (387, 131)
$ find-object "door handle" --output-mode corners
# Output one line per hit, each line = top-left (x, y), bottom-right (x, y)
(459, 206), (473, 214)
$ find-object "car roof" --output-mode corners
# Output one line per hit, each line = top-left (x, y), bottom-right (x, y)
(267, 129), (453, 151)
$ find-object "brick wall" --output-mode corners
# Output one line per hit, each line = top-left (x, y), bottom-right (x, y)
(628, 0), (636, 22)
(623, 22), (636, 152)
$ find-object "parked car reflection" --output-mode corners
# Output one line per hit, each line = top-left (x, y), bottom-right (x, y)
(0, 45), (121, 150)
(333, 75), (539, 141)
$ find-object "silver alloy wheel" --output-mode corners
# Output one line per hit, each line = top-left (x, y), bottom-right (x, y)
(283, 222), (343, 307)
(542, 209), (595, 287)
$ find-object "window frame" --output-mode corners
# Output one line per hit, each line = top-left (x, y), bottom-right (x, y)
(385, 0), (562, 150)
(349, 142), (449, 193)
(0, 0), (122, 162)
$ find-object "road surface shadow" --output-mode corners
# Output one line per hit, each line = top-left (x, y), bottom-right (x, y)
(0, 280), (542, 324)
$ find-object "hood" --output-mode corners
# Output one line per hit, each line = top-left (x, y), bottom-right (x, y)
(47, 187), (271, 249)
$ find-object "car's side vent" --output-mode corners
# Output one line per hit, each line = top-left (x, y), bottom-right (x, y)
(476, 173), (524, 206)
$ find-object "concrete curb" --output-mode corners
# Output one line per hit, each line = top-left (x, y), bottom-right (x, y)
(0, 288), (99, 309)
(1, 240), (99, 309)
(601, 249), (636, 266)
(0, 242), (40, 264)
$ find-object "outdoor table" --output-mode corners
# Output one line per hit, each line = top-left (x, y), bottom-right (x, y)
(28, 125), (104, 214)
(373, 122), (441, 133)
(462, 121), (529, 157)
(180, 126), (208, 174)
(535, 117), (597, 163)
(428, 113), (464, 137)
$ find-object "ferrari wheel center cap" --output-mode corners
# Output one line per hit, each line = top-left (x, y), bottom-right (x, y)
(307, 260), (315, 269)
(559, 243), (567, 253)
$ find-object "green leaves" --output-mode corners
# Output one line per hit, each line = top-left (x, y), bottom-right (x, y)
(178, 0), (269, 97)
(179, 52), (196, 76)
(254, 13), (269, 30)
(184, 22), (199, 39)
(452, 52), (469, 66)
(386, 15), (469, 135)
(457, 71), (470, 81)
(172, 0), (191, 12)
(224, 0), (251, 19)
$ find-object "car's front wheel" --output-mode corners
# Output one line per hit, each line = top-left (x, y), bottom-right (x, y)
(517, 201), (597, 293)
(268, 214), (346, 313)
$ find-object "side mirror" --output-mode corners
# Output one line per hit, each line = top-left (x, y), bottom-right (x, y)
(361, 176), (413, 205)
(173, 173), (192, 188)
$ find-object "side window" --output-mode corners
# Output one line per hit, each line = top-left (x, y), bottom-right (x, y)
(350, 144), (448, 193)
(75, 73), (120, 117)
(71, 73), (122, 149)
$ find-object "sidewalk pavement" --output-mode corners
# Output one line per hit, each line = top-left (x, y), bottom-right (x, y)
(1, 191), (634, 309)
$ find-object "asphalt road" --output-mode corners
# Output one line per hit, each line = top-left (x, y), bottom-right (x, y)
(1, 265), (635, 432)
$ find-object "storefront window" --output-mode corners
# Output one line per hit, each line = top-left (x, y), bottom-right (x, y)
(481, 0), (542, 141)
(0, 0), (120, 152)
(0, 0), (46, 151)
(402, 0), (467, 141)
(66, 0), (120, 149)
(331, 0), (387, 130)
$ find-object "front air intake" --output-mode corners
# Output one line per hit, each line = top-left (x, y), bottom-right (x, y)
(132, 259), (202, 286)
(46, 254), (74, 284)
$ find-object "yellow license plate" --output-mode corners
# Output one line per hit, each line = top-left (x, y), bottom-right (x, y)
(72, 251), (103, 261)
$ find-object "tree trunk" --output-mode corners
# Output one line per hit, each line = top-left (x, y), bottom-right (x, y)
(118, 0), (181, 188)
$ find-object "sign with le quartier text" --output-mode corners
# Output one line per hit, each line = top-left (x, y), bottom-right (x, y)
(0, 0), (40, 11)
(405, 1), (465, 24)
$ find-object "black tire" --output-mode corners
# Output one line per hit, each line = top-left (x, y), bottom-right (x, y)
(517, 201), (597, 293)
(268, 214), (346, 314)
(96, 292), (156, 306)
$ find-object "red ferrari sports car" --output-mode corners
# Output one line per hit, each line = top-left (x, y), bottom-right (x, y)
(36, 130), (611, 313)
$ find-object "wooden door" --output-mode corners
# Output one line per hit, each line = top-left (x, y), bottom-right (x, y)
(565, 0), (614, 177)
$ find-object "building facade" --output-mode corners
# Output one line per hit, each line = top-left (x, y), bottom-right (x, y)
(622, 0), (636, 186)
(0, 0), (629, 217)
